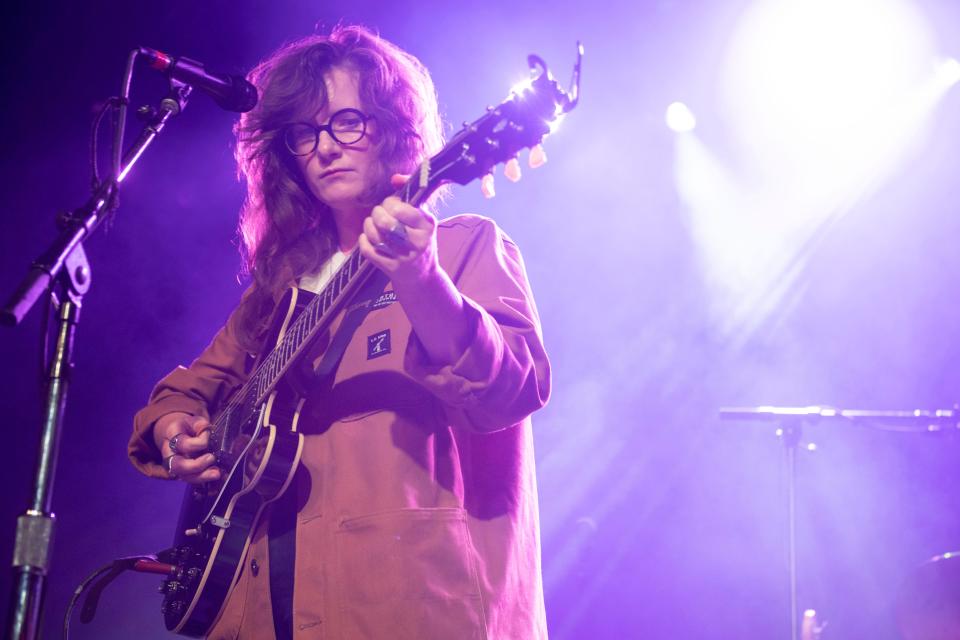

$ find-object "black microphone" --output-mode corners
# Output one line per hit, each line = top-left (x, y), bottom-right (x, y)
(139, 46), (257, 113)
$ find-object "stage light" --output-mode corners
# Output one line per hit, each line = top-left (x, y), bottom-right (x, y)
(936, 57), (960, 89)
(665, 101), (696, 133)
(510, 78), (534, 97)
(719, 0), (937, 189)
(673, 0), (952, 341)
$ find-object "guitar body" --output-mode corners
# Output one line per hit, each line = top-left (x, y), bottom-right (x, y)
(159, 288), (312, 636)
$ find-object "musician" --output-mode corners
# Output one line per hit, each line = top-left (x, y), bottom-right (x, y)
(127, 25), (551, 639)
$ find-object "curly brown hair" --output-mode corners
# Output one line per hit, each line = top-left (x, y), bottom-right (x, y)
(232, 25), (445, 350)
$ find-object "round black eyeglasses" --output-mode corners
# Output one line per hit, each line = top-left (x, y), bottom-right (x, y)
(283, 108), (371, 156)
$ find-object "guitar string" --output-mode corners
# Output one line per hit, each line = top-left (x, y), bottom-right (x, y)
(205, 164), (431, 454)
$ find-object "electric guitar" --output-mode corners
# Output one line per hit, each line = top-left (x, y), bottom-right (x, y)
(156, 47), (582, 637)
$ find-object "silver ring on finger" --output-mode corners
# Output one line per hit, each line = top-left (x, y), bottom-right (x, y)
(387, 221), (407, 242)
(384, 222), (412, 251)
(374, 241), (398, 257)
(164, 454), (178, 479)
(168, 433), (184, 455)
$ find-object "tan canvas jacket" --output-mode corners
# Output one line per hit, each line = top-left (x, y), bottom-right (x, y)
(129, 214), (551, 639)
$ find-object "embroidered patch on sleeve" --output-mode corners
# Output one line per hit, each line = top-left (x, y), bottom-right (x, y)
(367, 329), (391, 359)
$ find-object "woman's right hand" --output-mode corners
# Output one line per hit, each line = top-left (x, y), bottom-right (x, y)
(153, 412), (221, 484)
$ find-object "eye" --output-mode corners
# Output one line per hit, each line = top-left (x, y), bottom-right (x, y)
(284, 124), (318, 154)
(289, 124), (316, 144)
(332, 111), (365, 132)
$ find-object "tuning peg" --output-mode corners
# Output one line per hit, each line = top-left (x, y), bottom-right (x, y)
(480, 173), (496, 199)
(528, 144), (547, 169)
(504, 158), (522, 183)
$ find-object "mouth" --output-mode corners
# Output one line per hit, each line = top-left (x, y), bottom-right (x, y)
(318, 168), (353, 179)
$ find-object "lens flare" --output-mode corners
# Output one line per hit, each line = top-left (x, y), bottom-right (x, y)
(665, 101), (696, 133)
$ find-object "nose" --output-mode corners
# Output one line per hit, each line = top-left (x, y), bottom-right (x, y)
(314, 129), (341, 161)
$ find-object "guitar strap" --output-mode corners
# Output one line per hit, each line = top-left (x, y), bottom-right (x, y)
(313, 269), (390, 383)
(268, 269), (390, 639)
(268, 490), (297, 640)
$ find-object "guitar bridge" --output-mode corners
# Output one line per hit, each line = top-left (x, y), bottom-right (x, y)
(209, 516), (231, 529)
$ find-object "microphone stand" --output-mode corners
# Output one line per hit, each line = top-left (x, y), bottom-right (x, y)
(2, 48), (192, 638)
(719, 405), (960, 640)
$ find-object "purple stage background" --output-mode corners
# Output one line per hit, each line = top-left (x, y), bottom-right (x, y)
(3, 1), (960, 638)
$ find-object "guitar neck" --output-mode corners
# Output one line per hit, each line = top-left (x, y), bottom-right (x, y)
(209, 161), (441, 445)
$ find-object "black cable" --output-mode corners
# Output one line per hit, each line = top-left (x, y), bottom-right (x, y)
(88, 97), (124, 192)
(62, 561), (115, 640)
(62, 554), (164, 640)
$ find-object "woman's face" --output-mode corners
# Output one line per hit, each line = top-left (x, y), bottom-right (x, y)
(292, 66), (383, 221)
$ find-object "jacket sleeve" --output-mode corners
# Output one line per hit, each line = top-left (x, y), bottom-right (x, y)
(128, 298), (252, 479)
(403, 216), (551, 433)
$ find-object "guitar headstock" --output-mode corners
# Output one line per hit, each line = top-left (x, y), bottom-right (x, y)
(405, 43), (582, 204)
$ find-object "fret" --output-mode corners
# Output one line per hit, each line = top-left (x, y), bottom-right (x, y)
(295, 320), (304, 348)
(339, 270), (348, 298)
(267, 358), (277, 389)
(401, 172), (414, 202)
(323, 288), (333, 313)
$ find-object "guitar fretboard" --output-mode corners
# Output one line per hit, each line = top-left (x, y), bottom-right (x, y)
(209, 163), (438, 448)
